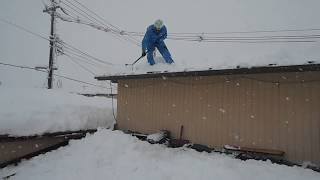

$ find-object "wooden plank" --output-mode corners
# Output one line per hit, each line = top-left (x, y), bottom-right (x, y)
(224, 145), (285, 156)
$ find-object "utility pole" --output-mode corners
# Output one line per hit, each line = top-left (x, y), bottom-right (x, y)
(44, 0), (58, 89)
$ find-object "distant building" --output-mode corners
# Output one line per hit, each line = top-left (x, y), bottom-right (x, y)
(96, 63), (320, 166)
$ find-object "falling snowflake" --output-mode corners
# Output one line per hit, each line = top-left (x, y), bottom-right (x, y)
(219, 108), (226, 113)
(234, 135), (239, 140)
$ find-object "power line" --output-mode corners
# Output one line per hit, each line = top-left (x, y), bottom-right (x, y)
(70, 0), (141, 45)
(55, 12), (135, 45)
(0, 18), (50, 41)
(53, 4), (320, 45)
(0, 18), (112, 68)
(124, 32), (320, 43)
(125, 28), (320, 36)
(0, 10), (113, 65)
(72, 0), (121, 32)
(59, 40), (114, 65)
(62, 50), (110, 68)
(0, 61), (110, 89)
(170, 39), (316, 43)
(0, 62), (37, 71)
(59, 0), (141, 46)
(0, 15), (115, 67)
(64, 53), (97, 75)
(3, 16), (316, 44)
(60, 0), (109, 30)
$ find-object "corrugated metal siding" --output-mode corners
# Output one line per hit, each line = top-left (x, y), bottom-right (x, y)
(117, 71), (320, 165)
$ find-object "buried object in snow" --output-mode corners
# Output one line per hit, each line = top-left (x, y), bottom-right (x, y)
(146, 130), (170, 144)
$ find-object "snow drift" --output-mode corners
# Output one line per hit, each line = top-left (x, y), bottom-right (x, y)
(0, 87), (115, 136)
(1, 129), (319, 180)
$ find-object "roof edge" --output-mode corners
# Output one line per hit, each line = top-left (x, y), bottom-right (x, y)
(95, 63), (320, 82)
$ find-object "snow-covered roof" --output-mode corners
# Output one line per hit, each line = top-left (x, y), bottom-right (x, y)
(96, 62), (320, 82)
(0, 87), (115, 136)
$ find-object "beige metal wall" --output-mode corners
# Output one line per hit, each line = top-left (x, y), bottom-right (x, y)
(117, 71), (320, 165)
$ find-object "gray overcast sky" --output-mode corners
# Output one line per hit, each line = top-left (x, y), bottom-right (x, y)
(1, 0), (320, 92)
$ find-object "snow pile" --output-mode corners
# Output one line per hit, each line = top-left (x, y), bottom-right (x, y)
(1, 129), (319, 180)
(0, 87), (115, 136)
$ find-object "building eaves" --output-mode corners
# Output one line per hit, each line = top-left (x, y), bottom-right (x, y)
(95, 63), (320, 83)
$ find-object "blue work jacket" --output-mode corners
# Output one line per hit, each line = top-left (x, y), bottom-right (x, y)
(142, 25), (167, 51)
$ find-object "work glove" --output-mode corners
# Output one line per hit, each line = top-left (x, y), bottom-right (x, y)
(142, 50), (146, 57)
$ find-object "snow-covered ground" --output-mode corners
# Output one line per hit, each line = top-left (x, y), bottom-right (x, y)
(0, 87), (319, 179)
(1, 129), (319, 180)
(0, 87), (115, 136)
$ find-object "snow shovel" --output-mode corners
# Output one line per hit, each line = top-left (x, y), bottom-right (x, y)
(125, 52), (147, 70)
(169, 125), (190, 148)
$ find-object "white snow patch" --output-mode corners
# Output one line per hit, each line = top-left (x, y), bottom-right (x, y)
(0, 87), (115, 136)
(1, 129), (319, 180)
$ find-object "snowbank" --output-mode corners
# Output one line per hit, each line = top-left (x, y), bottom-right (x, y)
(0, 87), (115, 136)
(1, 129), (319, 180)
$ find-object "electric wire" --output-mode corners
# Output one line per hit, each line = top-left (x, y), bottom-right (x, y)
(70, 0), (141, 46)
(167, 28), (320, 35)
(0, 61), (111, 89)
(61, 0), (115, 33)
(0, 18), (50, 41)
(64, 53), (97, 75)
(72, 0), (121, 31)
(58, 40), (114, 65)
(61, 45), (112, 67)
(62, 50), (110, 69)
(124, 32), (320, 43)
(55, 12), (135, 45)
(170, 39), (316, 43)
(65, 0), (141, 45)
(60, 0), (141, 46)
(125, 28), (320, 36)
(53, 3), (320, 44)
(0, 18), (114, 89)
(0, 18), (113, 67)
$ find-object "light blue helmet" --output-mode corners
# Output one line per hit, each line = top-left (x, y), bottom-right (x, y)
(154, 19), (164, 30)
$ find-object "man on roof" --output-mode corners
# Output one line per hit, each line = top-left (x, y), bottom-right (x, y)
(142, 19), (174, 65)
